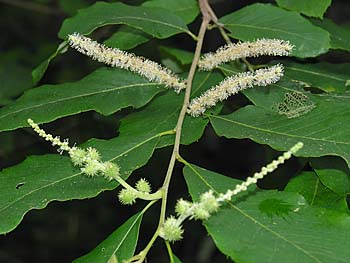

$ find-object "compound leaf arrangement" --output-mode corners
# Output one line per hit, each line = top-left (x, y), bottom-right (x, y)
(1, 0), (350, 262)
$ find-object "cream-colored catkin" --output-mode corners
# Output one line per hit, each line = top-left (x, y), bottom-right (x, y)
(68, 33), (186, 92)
(199, 39), (294, 70)
(187, 64), (284, 116)
(217, 142), (304, 202)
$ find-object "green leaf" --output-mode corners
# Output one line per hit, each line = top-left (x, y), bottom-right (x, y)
(0, 67), (164, 132)
(283, 61), (350, 92)
(104, 27), (151, 50)
(159, 46), (194, 65)
(58, 2), (194, 40)
(219, 3), (330, 58)
(312, 18), (350, 51)
(173, 254), (183, 263)
(119, 71), (223, 148)
(310, 157), (350, 196)
(209, 80), (350, 167)
(143, 0), (199, 24)
(275, 0), (332, 18)
(104, 0), (199, 51)
(0, 130), (162, 234)
(31, 41), (68, 85)
(184, 163), (350, 263)
(73, 212), (142, 263)
(285, 171), (348, 212)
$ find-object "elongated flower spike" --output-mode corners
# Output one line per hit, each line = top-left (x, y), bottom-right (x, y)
(68, 33), (186, 92)
(199, 38), (294, 70)
(160, 142), (303, 242)
(187, 64), (284, 116)
(27, 119), (120, 180)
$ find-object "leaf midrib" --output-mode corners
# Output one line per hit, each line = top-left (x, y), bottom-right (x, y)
(285, 66), (346, 82)
(0, 133), (161, 216)
(187, 163), (323, 263)
(112, 214), (142, 256)
(224, 23), (315, 41)
(209, 114), (350, 145)
(0, 82), (159, 121)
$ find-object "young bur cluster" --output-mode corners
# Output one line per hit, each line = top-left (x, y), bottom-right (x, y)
(27, 119), (120, 180)
(27, 119), (158, 205)
(160, 142), (303, 242)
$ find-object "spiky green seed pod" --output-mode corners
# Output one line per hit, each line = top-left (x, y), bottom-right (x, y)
(200, 190), (220, 213)
(86, 147), (100, 161)
(69, 148), (87, 166)
(192, 206), (210, 220)
(135, 178), (151, 193)
(103, 162), (121, 181)
(81, 159), (103, 176)
(159, 216), (184, 242)
(118, 188), (137, 205)
(175, 199), (192, 217)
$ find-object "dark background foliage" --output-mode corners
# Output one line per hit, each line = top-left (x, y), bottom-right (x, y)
(0, 0), (349, 262)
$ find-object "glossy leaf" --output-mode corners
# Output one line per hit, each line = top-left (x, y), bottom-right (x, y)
(0, 67), (163, 132)
(285, 171), (348, 212)
(184, 163), (350, 263)
(312, 18), (350, 51)
(173, 255), (183, 263)
(283, 61), (350, 92)
(31, 41), (68, 85)
(119, 71), (223, 148)
(104, 0), (199, 51)
(219, 3), (330, 58)
(0, 129), (163, 234)
(143, 0), (199, 24)
(209, 80), (350, 167)
(275, 0), (332, 18)
(310, 157), (350, 196)
(159, 46), (194, 66)
(58, 2), (193, 39)
(73, 212), (142, 263)
(105, 27), (151, 50)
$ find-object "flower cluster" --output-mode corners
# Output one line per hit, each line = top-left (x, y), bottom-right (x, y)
(198, 39), (294, 70)
(188, 38), (293, 117)
(27, 119), (120, 181)
(68, 33), (186, 92)
(28, 119), (161, 206)
(160, 142), (303, 242)
(188, 64), (284, 116)
(118, 178), (152, 205)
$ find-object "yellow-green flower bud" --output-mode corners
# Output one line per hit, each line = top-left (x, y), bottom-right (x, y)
(118, 188), (137, 205)
(192, 206), (210, 220)
(175, 199), (192, 217)
(81, 159), (103, 176)
(103, 162), (120, 181)
(159, 216), (184, 243)
(135, 178), (151, 193)
(69, 148), (87, 166)
(200, 190), (220, 213)
(86, 147), (100, 161)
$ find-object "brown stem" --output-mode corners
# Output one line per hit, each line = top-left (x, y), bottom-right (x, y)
(160, 12), (210, 223)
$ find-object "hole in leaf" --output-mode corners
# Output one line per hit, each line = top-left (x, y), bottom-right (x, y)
(272, 91), (315, 118)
